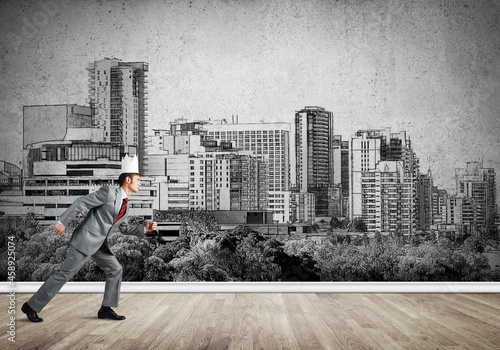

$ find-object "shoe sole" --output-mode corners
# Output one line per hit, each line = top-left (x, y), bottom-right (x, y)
(97, 314), (125, 320)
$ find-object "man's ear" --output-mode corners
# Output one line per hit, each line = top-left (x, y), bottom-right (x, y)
(126, 176), (131, 184)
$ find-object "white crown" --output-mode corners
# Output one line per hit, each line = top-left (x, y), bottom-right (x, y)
(121, 155), (139, 174)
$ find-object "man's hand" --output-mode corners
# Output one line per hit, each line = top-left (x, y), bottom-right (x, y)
(53, 222), (65, 236)
(145, 221), (157, 232)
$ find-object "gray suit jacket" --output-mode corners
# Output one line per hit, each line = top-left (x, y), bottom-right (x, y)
(58, 185), (145, 256)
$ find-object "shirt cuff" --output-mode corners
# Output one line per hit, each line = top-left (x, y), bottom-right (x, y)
(58, 220), (65, 227)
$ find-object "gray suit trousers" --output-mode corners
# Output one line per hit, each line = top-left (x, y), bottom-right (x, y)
(27, 245), (123, 313)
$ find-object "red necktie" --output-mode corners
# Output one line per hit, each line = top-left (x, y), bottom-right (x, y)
(115, 198), (128, 223)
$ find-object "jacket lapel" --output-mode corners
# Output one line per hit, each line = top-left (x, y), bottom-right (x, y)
(113, 187), (122, 219)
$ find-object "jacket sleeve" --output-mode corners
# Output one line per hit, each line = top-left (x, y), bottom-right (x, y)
(58, 186), (111, 227)
(117, 216), (146, 237)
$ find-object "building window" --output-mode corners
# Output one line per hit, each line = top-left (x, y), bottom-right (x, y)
(68, 189), (90, 196)
(47, 189), (67, 196)
(25, 190), (45, 196)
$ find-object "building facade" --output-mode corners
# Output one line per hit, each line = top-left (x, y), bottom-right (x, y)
(431, 187), (448, 226)
(289, 191), (316, 223)
(332, 135), (349, 217)
(350, 128), (419, 234)
(360, 161), (415, 233)
(295, 106), (334, 218)
(350, 129), (387, 220)
(416, 169), (433, 230)
(87, 58), (149, 172)
(203, 121), (291, 222)
(203, 121), (290, 192)
(454, 162), (497, 234)
(0, 94), (157, 222)
(0, 161), (22, 192)
(158, 151), (268, 212)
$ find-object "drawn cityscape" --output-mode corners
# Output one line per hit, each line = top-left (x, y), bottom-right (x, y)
(0, 57), (497, 244)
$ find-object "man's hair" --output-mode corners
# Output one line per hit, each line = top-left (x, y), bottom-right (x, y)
(118, 173), (140, 187)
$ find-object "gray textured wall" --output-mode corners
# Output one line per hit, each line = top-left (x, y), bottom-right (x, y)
(0, 0), (499, 195)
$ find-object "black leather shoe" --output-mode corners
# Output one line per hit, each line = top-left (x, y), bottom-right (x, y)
(98, 306), (126, 320)
(21, 302), (43, 322)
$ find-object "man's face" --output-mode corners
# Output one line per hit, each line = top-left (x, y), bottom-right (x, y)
(126, 174), (141, 193)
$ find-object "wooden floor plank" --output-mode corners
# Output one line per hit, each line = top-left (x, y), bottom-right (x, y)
(5, 293), (499, 350)
(148, 293), (205, 350)
(295, 293), (369, 350)
(383, 294), (460, 348)
(444, 294), (500, 326)
(459, 293), (500, 310)
(283, 294), (324, 350)
(127, 293), (193, 350)
(206, 294), (233, 350)
(356, 294), (449, 350)
(414, 294), (500, 349)
(313, 293), (390, 350)
(159, 294), (213, 350)
(186, 295), (224, 350)
(252, 294), (281, 350)
(354, 294), (419, 345)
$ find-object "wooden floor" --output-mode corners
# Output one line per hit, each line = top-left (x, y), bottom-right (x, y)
(3, 293), (500, 349)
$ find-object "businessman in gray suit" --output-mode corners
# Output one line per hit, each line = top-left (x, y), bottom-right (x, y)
(22, 156), (157, 322)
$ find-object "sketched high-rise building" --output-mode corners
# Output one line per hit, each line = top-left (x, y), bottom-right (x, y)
(87, 58), (149, 172)
(0, 161), (22, 192)
(350, 128), (419, 233)
(360, 161), (413, 233)
(416, 169), (433, 230)
(431, 187), (448, 226)
(295, 106), (334, 218)
(0, 104), (158, 223)
(446, 195), (477, 236)
(203, 121), (290, 192)
(156, 151), (267, 212)
(332, 135), (349, 217)
(203, 121), (290, 222)
(455, 161), (497, 234)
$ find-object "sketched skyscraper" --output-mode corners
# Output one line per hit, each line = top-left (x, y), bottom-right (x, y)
(87, 58), (149, 172)
(295, 106), (334, 218)
(349, 128), (419, 234)
(203, 120), (291, 223)
(455, 162), (497, 235)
